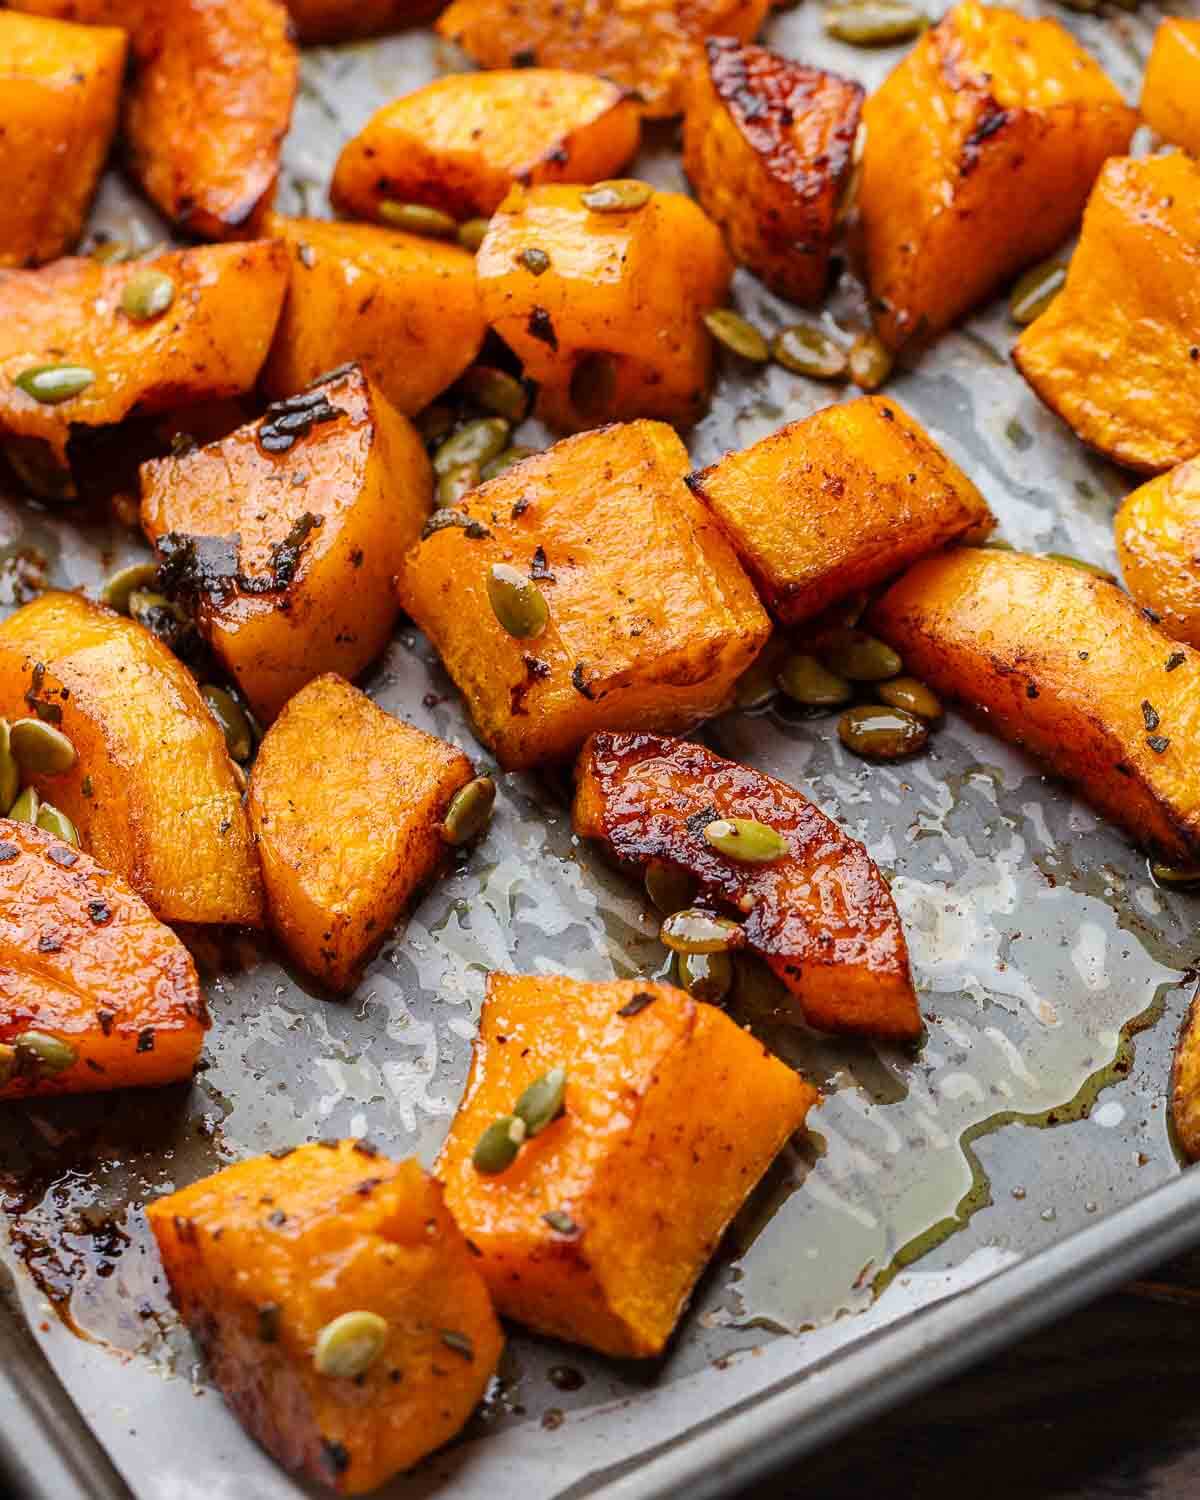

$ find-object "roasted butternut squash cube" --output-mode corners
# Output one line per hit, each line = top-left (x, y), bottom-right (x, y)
(1116, 460), (1200, 650)
(435, 0), (769, 119)
(859, 1), (1135, 350)
(140, 366), (431, 723)
(284, 0), (441, 43)
(0, 592), (262, 926)
(1014, 153), (1200, 475)
(438, 972), (816, 1357)
(687, 396), (993, 626)
(260, 217), (485, 419)
(0, 818), (207, 1099)
(147, 1143), (503, 1496)
(1141, 19), (1200, 158)
(332, 70), (641, 224)
(0, 12), (127, 269)
(871, 549), (1200, 864)
(397, 421), (770, 770)
(248, 674), (474, 991)
(476, 183), (732, 431)
(682, 38), (862, 306)
(1172, 992), (1200, 1164)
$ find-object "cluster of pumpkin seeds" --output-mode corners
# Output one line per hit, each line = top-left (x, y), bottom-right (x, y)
(472, 1066), (568, 1174)
(0, 714), (80, 846)
(704, 308), (893, 392)
(417, 363), (537, 506)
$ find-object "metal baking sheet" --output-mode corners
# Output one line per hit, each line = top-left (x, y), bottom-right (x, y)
(3, 4), (1199, 1497)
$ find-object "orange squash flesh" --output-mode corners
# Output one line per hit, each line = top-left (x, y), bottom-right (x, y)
(0, 592), (263, 927)
(573, 732), (920, 1040)
(437, 972), (817, 1358)
(1172, 991), (1200, 1163)
(0, 818), (207, 1098)
(871, 548), (1200, 864)
(1115, 459), (1200, 651)
(148, 1143), (503, 1496)
(1140, 18), (1200, 158)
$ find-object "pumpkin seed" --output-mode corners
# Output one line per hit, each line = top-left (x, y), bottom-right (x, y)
(519, 246), (551, 276)
(0, 722), (18, 814)
(415, 404), (454, 445)
(569, 352), (618, 423)
(677, 950), (733, 1005)
(514, 1067), (567, 1136)
(703, 309), (769, 364)
(0, 1044), (15, 1087)
(433, 417), (510, 476)
(201, 686), (253, 763)
(1043, 552), (1116, 584)
(14, 365), (95, 404)
(487, 562), (548, 639)
(377, 200), (457, 237)
(10, 718), (77, 776)
(703, 817), (788, 863)
(481, 445), (537, 481)
(101, 561), (158, 614)
(7, 786), (39, 824)
(13, 1030), (76, 1074)
(848, 332), (893, 391)
(734, 641), (786, 711)
(1010, 258), (1068, 325)
(90, 237), (133, 264)
(776, 653), (853, 708)
(825, 0), (927, 45)
(1151, 861), (1200, 887)
(771, 323), (848, 380)
(460, 366), (529, 423)
(644, 859), (697, 915)
(36, 802), (78, 845)
(472, 1114), (525, 1174)
(879, 675), (943, 721)
(457, 217), (490, 252)
(438, 461), (481, 506)
(441, 775), (496, 845)
(660, 908), (743, 955)
(313, 1311), (389, 1379)
(838, 704), (929, 759)
(821, 631), (903, 682)
(120, 269), (175, 322)
(581, 180), (653, 213)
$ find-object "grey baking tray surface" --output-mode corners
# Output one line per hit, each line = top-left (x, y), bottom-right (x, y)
(2, 3), (1199, 1497)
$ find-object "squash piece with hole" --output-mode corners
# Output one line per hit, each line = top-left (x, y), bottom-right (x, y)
(438, 972), (815, 1357)
(140, 365), (431, 723)
(1115, 460), (1200, 650)
(686, 395), (993, 626)
(573, 732), (920, 1039)
(859, 1), (1135, 351)
(260, 217), (485, 418)
(0, 12), (127, 269)
(248, 674), (474, 991)
(332, 71), (641, 224)
(0, 592), (262, 926)
(1014, 154), (1200, 475)
(1141, 18), (1200, 158)
(284, 0), (442, 42)
(0, 818), (207, 1098)
(148, 1143), (503, 1496)
(682, 38), (862, 306)
(871, 548), (1200, 863)
(475, 183), (732, 431)
(397, 421), (770, 770)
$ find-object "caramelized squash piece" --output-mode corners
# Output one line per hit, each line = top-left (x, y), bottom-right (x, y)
(438, 972), (816, 1357)
(872, 549), (1200, 863)
(0, 242), (289, 473)
(476, 183), (732, 431)
(1014, 154), (1200, 475)
(332, 71), (641, 224)
(260, 217), (485, 419)
(0, 12), (127, 269)
(5, 1), (144, 24)
(0, 592), (262, 926)
(140, 365), (431, 723)
(682, 38), (862, 306)
(687, 396), (992, 627)
(284, 0), (441, 43)
(0, 818), (207, 1099)
(859, 1), (1135, 350)
(1141, 19), (1200, 158)
(248, 675), (474, 991)
(435, 0), (769, 119)
(397, 421), (770, 770)
(574, 732), (920, 1039)
(1116, 460), (1200, 651)
(148, 1143), (503, 1496)
(1172, 992), (1200, 1163)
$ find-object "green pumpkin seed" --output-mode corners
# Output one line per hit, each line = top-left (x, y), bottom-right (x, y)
(481, 445), (537, 481)
(825, 0), (927, 46)
(120, 269), (176, 322)
(983, 538), (1016, 552)
(1010, 258), (1068, 325)
(0, 722), (18, 814)
(90, 237), (134, 265)
(457, 217), (491, 253)
(415, 404), (454, 445)
(581, 180), (653, 213)
(472, 1114), (526, 1174)
(487, 562), (548, 639)
(677, 950), (733, 1005)
(569, 352), (618, 423)
(660, 908), (743, 955)
(644, 859), (697, 915)
(438, 461), (481, 506)
(519, 246), (551, 276)
(13, 1030), (76, 1074)
(460, 366), (529, 423)
(821, 631), (903, 682)
(838, 704), (929, 759)
(1043, 552), (1117, 584)
(514, 1066), (567, 1136)
(848, 332), (893, 391)
(36, 802), (78, 845)
(201, 686), (253, 763)
(377, 200), (457, 237)
(0, 1043), (16, 1087)
(703, 817), (788, 863)
(771, 324), (848, 380)
(7, 786), (39, 824)
(776, 653), (853, 708)
(879, 675), (943, 721)
(10, 718), (77, 776)
(703, 309), (769, 363)
(313, 1310), (389, 1379)
(101, 561), (158, 614)
(14, 365), (95, 405)
(441, 775), (496, 845)
(1151, 861), (1200, 887)
(433, 417), (510, 476)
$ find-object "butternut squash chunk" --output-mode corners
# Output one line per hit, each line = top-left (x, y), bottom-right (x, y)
(573, 732), (920, 1039)
(437, 972), (816, 1358)
(0, 12), (127, 269)
(435, 0), (769, 119)
(0, 592), (262, 926)
(140, 365), (431, 723)
(260, 217), (485, 419)
(871, 549), (1200, 863)
(284, 0), (442, 43)
(0, 818), (207, 1099)
(687, 396), (993, 627)
(1141, 19), (1200, 159)
(475, 183), (732, 431)
(1115, 459), (1200, 651)
(148, 1143), (503, 1496)
(682, 38), (862, 306)
(4, 1), (144, 24)
(859, 1), (1135, 351)
(397, 421), (770, 770)
(1013, 154), (1200, 475)
(248, 674), (474, 991)
(332, 71), (641, 223)
(1172, 992), (1200, 1163)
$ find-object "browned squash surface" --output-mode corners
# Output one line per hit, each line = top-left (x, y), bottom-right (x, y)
(284, 0), (443, 43)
